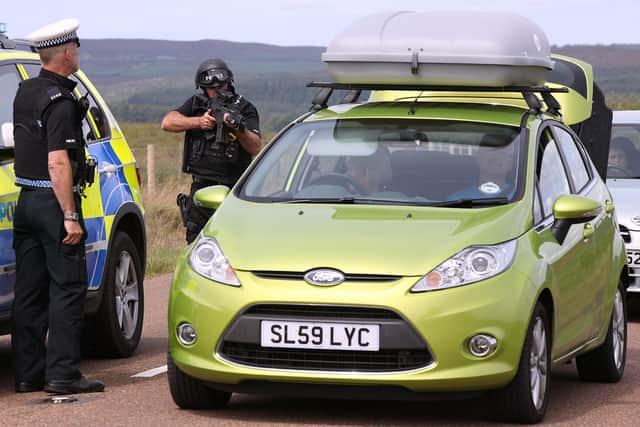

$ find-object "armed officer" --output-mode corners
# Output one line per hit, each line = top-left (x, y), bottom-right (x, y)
(161, 59), (262, 243)
(12, 19), (104, 394)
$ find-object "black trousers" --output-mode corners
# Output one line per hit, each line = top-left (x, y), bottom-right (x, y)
(185, 178), (231, 244)
(11, 189), (87, 383)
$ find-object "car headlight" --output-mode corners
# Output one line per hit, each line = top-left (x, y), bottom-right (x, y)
(188, 236), (240, 286)
(411, 240), (517, 292)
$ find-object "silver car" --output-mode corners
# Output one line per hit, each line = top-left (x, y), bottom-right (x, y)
(607, 110), (640, 292)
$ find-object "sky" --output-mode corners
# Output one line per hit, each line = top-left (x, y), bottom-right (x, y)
(1, 0), (638, 47)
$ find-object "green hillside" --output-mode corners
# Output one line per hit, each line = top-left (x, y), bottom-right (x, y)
(78, 39), (640, 134)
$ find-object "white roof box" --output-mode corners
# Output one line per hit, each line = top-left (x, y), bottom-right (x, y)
(322, 11), (554, 87)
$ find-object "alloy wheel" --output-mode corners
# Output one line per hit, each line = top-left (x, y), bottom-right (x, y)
(115, 250), (140, 339)
(612, 289), (625, 370)
(529, 316), (548, 410)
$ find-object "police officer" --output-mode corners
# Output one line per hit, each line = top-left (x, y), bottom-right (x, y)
(161, 59), (262, 243)
(12, 19), (104, 394)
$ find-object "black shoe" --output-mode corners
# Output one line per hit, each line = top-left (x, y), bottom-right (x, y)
(44, 376), (105, 395)
(15, 381), (44, 393)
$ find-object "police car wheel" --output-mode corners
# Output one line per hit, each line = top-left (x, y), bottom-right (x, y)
(167, 352), (231, 409)
(93, 231), (144, 357)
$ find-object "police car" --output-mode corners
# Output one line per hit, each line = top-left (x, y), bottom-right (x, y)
(0, 25), (146, 357)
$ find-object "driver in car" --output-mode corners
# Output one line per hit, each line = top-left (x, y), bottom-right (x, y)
(344, 147), (392, 194)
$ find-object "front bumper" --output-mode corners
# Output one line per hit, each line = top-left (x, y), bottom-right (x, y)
(168, 255), (538, 394)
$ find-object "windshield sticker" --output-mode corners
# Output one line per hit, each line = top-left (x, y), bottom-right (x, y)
(479, 182), (501, 194)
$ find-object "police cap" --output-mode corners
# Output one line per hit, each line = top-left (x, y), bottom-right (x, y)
(27, 18), (80, 49)
(195, 58), (234, 89)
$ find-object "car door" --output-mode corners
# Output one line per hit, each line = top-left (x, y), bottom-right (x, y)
(0, 62), (22, 315)
(534, 125), (597, 356)
(552, 124), (614, 336)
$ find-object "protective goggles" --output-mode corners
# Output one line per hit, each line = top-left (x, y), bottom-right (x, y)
(199, 68), (232, 87)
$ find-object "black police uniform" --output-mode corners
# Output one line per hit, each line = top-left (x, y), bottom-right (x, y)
(175, 93), (260, 243)
(12, 68), (88, 385)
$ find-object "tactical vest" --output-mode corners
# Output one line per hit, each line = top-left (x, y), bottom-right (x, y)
(13, 77), (86, 183)
(181, 94), (252, 184)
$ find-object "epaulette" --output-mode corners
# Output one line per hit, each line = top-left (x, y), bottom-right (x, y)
(47, 86), (63, 102)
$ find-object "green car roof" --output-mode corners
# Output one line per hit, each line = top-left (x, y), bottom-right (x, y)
(306, 101), (529, 128)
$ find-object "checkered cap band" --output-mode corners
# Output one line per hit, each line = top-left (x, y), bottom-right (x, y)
(35, 30), (78, 48)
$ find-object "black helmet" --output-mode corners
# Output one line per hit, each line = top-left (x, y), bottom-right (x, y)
(195, 58), (234, 89)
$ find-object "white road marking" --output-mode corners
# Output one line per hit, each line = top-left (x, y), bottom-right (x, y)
(131, 365), (168, 378)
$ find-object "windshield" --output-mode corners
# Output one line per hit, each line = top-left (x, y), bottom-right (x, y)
(608, 124), (640, 179)
(241, 119), (523, 207)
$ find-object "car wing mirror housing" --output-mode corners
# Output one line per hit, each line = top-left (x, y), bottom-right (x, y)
(551, 194), (602, 244)
(193, 185), (230, 210)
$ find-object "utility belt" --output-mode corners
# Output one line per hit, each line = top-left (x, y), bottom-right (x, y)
(16, 177), (78, 192)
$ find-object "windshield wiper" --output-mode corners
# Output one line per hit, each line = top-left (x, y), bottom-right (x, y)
(428, 197), (510, 208)
(282, 197), (356, 204)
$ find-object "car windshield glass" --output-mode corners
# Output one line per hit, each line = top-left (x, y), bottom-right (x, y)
(240, 119), (523, 206)
(607, 124), (640, 179)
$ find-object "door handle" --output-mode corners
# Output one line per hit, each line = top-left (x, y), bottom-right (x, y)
(583, 223), (594, 240)
(605, 200), (614, 214)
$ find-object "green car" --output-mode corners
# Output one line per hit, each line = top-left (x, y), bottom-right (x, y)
(167, 57), (628, 424)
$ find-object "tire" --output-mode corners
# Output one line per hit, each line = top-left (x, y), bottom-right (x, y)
(576, 282), (627, 382)
(167, 352), (231, 409)
(89, 231), (144, 357)
(491, 302), (551, 424)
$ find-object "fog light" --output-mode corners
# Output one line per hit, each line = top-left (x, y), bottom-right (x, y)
(468, 334), (498, 357)
(177, 323), (197, 346)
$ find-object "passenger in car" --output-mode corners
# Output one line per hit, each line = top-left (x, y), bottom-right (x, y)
(609, 136), (639, 176)
(448, 142), (517, 200)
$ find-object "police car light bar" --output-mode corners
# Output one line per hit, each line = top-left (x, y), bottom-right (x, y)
(0, 23), (6, 34)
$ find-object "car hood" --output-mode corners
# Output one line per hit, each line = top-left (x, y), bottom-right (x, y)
(607, 178), (640, 230)
(204, 196), (531, 276)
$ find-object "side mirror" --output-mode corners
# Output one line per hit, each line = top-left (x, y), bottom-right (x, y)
(193, 185), (230, 210)
(1, 122), (14, 148)
(551, 194), (602, 244)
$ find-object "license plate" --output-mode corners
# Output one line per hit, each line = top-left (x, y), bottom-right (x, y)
(260, 320), (380, 351)
(628, 250), (640, 266)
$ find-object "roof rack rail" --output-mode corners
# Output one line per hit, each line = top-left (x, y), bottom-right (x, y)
(306, 81), (568, 114)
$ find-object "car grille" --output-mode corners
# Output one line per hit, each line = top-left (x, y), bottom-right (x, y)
(252, 271), (401, 282)
(219, 304), (432, 372)
(244, 304), (402, 320)
(620, 225), (631, 243)
(220, 342), (432, 372)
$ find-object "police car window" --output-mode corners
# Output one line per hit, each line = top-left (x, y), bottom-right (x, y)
(537, 130), (571, 217)
(69, 74), (110, 142)
(21, 63), (41, 78)
(0, 65), (21, 156)
(553, 127), (590, 192)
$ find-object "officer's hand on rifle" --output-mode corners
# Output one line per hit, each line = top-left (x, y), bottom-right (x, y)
(223, 112), (245, 132)
(199, 109), (216, 130)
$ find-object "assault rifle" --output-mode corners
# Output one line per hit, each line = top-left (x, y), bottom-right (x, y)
(195, 89), (246, 145)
